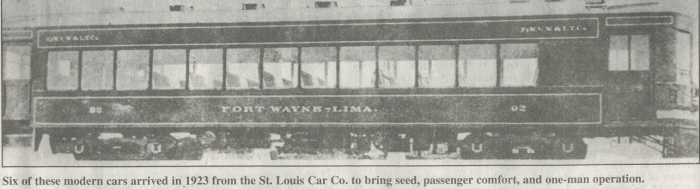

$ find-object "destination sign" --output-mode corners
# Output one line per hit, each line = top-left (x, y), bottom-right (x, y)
(33, 94), (602, 126)
(37, 18), (599, 48)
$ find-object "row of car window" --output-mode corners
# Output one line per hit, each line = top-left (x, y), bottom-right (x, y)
(46, 44), (542, 91)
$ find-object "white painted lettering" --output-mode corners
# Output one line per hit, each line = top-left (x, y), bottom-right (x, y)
(220, 106), (232, 113)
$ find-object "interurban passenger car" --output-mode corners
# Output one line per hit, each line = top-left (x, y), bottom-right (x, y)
(2, 0), (697, 160)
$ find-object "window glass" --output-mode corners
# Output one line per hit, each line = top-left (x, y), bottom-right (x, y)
(263, 48), (298, 89)
(189, 49), (223, 90)
(226, 48), (260, 89)
(630, 35), (650, 70)
(81, 51), (114, 90)
(116, 50), (149, 91)
(2, 45), (31, 120)
(501, 43), (539, 87)
(676, 33), (692, 70)
(609, 35), (629, 71)
(301, 47), (336, 88)
(2, 46), (31, 80)
(378, 46), (415, 88)
(459, 44), (497, 87)
(152, 49), (186, 90)
(418, 45), (455, 88)
(339, 46), (375, 88)
(675, 33), (692, 85)
(47, 51), (79, 90)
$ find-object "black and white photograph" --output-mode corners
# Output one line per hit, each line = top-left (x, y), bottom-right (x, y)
(1, 0), (699, 182)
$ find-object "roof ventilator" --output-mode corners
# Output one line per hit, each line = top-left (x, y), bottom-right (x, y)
(243, 3), (264, 10)
(585, 0), (606, 10)
(169, 5), (185, 11)
(510, 0), (530, 3)
(390, 0), (408, 6)
(315, 1), (337, 8)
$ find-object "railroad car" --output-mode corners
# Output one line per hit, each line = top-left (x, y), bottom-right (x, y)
(2, 0), (698, 160)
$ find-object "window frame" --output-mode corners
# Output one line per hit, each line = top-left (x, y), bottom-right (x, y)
(338, 46), (377, 89)
(150, 48), (188, 90)
(2, 43), (32, 119)
(225, 48), (262, 90)
(80, 50), (115, 91)
(115, 49), (151, 91)
(458, 43), (540, 88)
(458, 44), (498, 88)
(674, 32), (693, 86)
(187, 48), (225, 90)
(300, 46), (339, 89)
(262, 47), (301, 89)
(417, 45), (457, 88)
(2, 43), (32, 81)
(377, 45), (418, 88)
(46, 50), (81, 91)
(42, 42), (546, 91)
(608, 34), (651, 71)
(499, 43), (540, 87)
